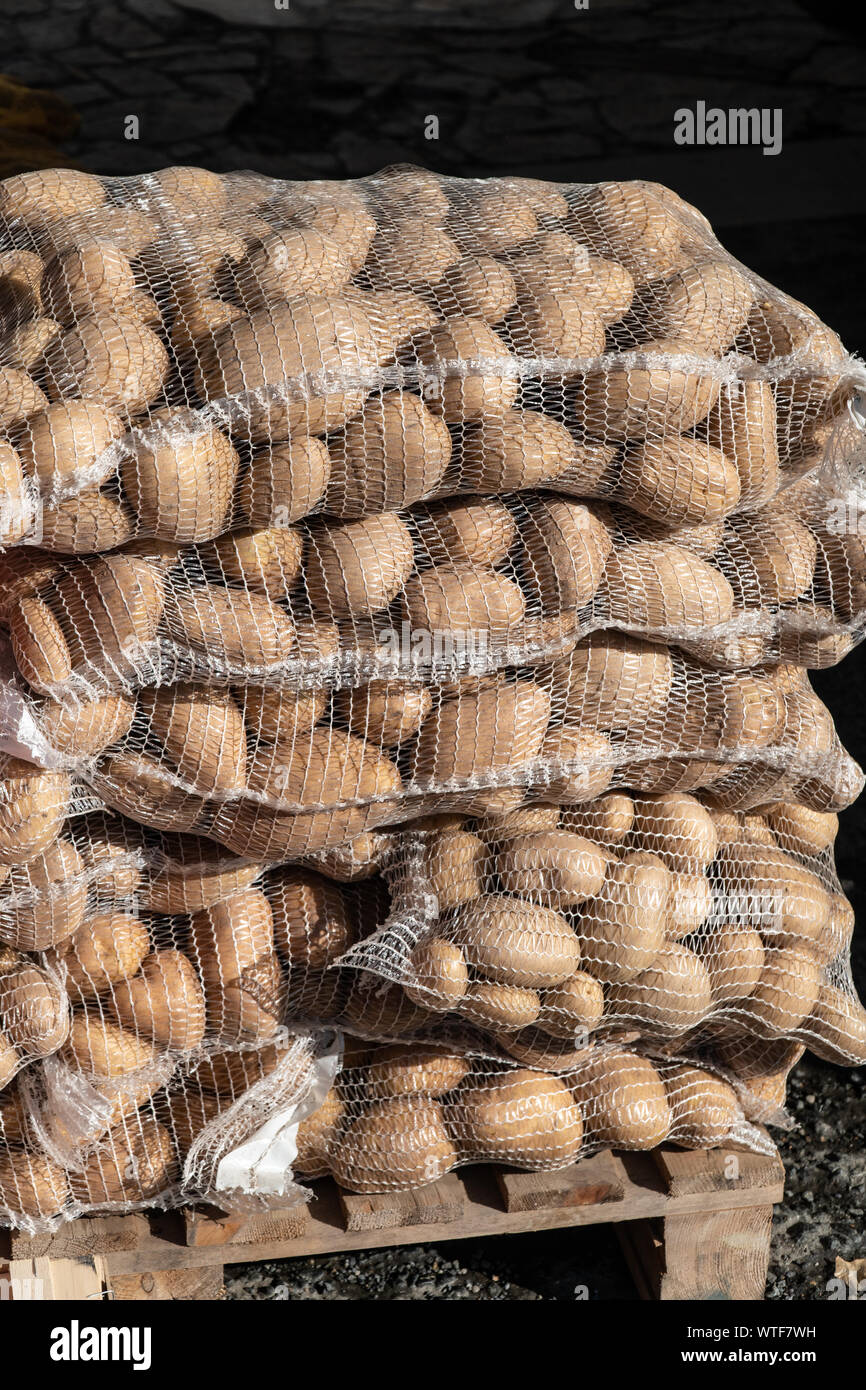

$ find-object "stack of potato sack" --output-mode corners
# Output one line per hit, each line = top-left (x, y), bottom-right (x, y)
(0, 163), (864, 1221)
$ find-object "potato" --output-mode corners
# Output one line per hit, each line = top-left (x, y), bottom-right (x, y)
(0, 248), (44, 326)
(341, 978), (430, 1038)
(140, 685), (247, 796)
(570, 183), (685, 281)
(41, 241), (136, 326)
(335, 680), (433, 747)
(371, 167), (449, 221)
(413, 496), (517, 568)
(458, 1069), (584, 1164)
(138, 836), (259, 916)
(0, 1085), (29, 1144)
(761, 802), (838, 859)
(38, 490), (134, 554)
(325, 391), (452, 518)
(202, 948), (284, 1043)
(712, 673), (785, 750)
(0, 439), (35, 545)
(0, 367), (47, 432)
(348, 287), (438, 362)
(168, 584), (296, 670)
(193, 1038), (291, 1099)
(0, 1151), (70, 1219)
(78, 816), (143, 901)
(405, 937), (469, 1010)
(629, 793), (718, 873)
(607, 943), (713, 1032)
(414, 316), (519, 423)
(305, 512), (414, 618)
(496, 831), (607, 908)
(413, 680), (550, 785)
(8, 594), (73, 694)
(200, 526), (305, 600)
(189, 888), (275, 986)
(39, 311), (169, 415)
(601, 542), (735, 630)
(195, 295), (379, 441)
(169, 290), (243, 361)
(457, 409), (579, 493)
(664, 1064), (743, 1147)
(545, 633), (674, 730)
(403, 564), (526, 640)
(537, 972), (605, 1039)
(716, 841), (831, 949)
(474, 806), (560, 842)
(574, 338), (722, 441)
(573, 1049), (672, 1148)
(368, 217), (461, 288)
(70, 1116), (177, 1204)
(242, 686), (327, 748)
(742, 947), (822, 1036)
(0, 168), (106, 224)
(462, 982), (542, 1032)
(94, 751), (208, 834)
(0, 761), (70, 870)
(537, 727), (613, 803)
(701, 926), (765, 1003)
(309, 830), (388, 882)
(55, 554), (165, 680)
(231, 227), (352, 306)
(292, 198), (377, 274)
(512, 285), (606, 360)
(149, 165), (227, 212)
(705, 380), (780, 510)
(63, 1013), (156, 1076)
(448, 895), (580, 989)
(419, 828), (484, 911)
(50, 912), (150, 1002)
(452, 186), (539, 254)
(14, 399), (125, 499)
(560, 793), (634, 848)
(802, 984), (866, 1065)
(330, 1097), (457, 1192)
(649, 261), (753, 354)
(365, 1046), (470, 1100)
(267, 868), (354, 969)
(247, 726), (401, 812)
(668, 871), (713, 937)
(121, 410), (239, 542)
(521, 498), (613, 613)
(295, 1087), (345, 1176)
(0, 958), (67, 1058)
(437, 255), (516, 322)
(724, 513), (817, 606)
(112, 949), (206, 1051)
(619, 436), (741, 527)
(579, 852), (668, 983)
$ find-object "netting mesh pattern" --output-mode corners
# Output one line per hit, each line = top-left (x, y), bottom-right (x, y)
(0, 163), (864, 1225)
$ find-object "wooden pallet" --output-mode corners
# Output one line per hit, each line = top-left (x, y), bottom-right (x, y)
(0, 1143), (784, 1302)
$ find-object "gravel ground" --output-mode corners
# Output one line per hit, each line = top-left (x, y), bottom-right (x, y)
(223, 1054), (864, 1302)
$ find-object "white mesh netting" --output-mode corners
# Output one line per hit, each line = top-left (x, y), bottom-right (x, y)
(0, 163), (863, 1228)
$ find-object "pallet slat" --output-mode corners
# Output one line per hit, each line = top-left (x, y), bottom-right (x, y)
(5, 1145), (785, 1301)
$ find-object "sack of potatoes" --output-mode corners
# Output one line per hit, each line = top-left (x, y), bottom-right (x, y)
(0, 1027), (335, 1228)
(292, 1037), (775, 1194)
(1, 163), (865, 688)
(335, 791), (866, 1067)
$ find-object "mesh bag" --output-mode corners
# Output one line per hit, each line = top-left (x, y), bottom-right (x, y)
(0, 163), (863, 1224)
(0, 1027), (775, 1228)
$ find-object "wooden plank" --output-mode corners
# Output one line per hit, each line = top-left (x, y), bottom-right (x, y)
(616, 1220), (664, 1301)
(658, 1205), (774, 1301)
(90, 1151), (786, 1277)
(10, 1213), (151, 1261)
(340, 1172), (464, 1232)
(183, 1203), (309, 1248)
(496, 1150), (626, 1214)
(8, 1254), (107, 1301)
(654, 1144), (784, 1199)
(108, 1266), (225, 1302)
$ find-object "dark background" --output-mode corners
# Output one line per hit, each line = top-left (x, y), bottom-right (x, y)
(1, 0), (863, 1299)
